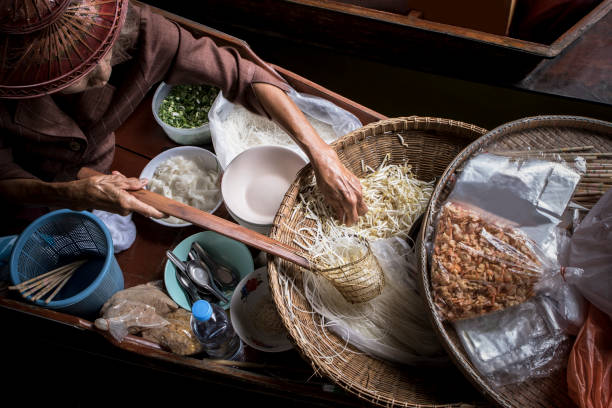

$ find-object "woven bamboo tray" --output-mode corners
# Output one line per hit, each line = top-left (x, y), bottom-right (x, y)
(417, 115), (612, 408)
(268, 116), (492, 407)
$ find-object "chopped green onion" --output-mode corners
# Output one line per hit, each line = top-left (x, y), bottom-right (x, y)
(158, 84), (218, 128)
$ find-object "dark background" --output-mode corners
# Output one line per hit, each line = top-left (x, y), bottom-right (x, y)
(3, 1), (611, 406)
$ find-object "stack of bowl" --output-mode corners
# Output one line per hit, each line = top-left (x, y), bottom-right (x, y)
(221, 145), (307, 235)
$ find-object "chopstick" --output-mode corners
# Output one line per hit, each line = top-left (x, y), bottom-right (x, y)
(9, 259), (87, 303)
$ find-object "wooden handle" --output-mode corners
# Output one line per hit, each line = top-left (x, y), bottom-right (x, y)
(78, 167), (311, 269)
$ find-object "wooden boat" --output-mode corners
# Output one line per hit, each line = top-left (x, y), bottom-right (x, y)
(149, 0), (612, 83)
(0, 3), (389, 406)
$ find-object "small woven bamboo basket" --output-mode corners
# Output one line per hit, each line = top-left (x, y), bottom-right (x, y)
(268, 116), (491, 407)
(417, 115), (612, 408)
(310, 236), (385, 304)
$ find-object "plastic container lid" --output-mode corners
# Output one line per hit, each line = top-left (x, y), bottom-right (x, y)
(192, 299), (213, 321)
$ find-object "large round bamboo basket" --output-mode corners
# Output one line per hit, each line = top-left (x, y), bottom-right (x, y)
(268, 116), (491, 407)
(417, 115), (612, 408)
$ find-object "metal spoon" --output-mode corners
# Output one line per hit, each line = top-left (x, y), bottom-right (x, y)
(191, 242), (240, 291)
(166, 250), (200, 307)
(184, 255), (228, 303)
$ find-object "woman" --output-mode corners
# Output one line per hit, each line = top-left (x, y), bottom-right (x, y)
(0, 0), (366, 230)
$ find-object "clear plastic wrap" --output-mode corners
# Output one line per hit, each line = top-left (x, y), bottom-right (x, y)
(95, 282), (178, 341)
(94, 282), (204, 355)
(427, 152), (585, 386)
(563, 189), (612, 320)
(430, 153), (582, 321)
(94, 300), (170, 341)
(208, 88), (362, 168)
(141, 308), (204, 356)
(455, 295), (574, 386)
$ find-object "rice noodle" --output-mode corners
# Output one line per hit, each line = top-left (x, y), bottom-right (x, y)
(219, 104), (337, 157)
(303, 238), (446, 364)
(278, 158), (445, 364)
(148, 155), (220, 224)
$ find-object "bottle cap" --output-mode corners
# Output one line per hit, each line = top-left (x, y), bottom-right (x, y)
(192, 300), (213, 322)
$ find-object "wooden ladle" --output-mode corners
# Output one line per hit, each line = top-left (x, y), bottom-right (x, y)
(78, 167), (384, 303)
(78, 167), (310, 269)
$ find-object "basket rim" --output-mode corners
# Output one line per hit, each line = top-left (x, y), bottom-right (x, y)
(268, 115), (490, 408)
(9, 209), (114, 308)
(416, 114), (612, 408)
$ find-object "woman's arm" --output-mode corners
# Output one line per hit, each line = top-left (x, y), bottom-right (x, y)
(253, 83), (367, 225)
(144, 7), (367, 224)
(0, 172), (164, 218)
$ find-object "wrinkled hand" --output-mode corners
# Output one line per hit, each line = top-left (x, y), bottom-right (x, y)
(71, 170), (165, 218)
(312, 147), (367, 226)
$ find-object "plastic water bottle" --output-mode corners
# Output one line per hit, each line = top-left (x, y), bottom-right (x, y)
(191, 300), (244, 361)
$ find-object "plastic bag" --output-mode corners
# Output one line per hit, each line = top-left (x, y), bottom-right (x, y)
(563, 188), (612, 320)
(95, 300), (170, 341)
(430, 153), (582, 321)
(99, 282), (178, 316)
(567, 304), (612, 408)
(92, 210), (136, 253)
(208, 88), (362, 168)
(455, 295), (574, 386)
(141, 308), (204, 356)
(95, 282), (179, 341)
(427, 152), (584, 385)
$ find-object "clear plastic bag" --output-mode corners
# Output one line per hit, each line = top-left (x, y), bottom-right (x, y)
(563, 189), (612, 321)
(429, 153), (583, 321)
(455, 294), (574, 386)
(94, 300), (169, 341)
(208, 88), (362, 168)
(95, 282), (179, 341)
(427, 152), (585, 385)
(141, 308), (204, 356)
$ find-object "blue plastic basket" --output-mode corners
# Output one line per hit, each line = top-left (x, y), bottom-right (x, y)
(9, 209), (124, 317)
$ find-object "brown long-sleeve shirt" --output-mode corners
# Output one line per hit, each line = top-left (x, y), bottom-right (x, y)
(0, 3), (289, 183)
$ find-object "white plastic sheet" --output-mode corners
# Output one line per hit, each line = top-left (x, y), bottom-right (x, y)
(208, 88), (362, 168)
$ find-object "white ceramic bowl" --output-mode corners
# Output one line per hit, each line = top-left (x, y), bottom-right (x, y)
(152, 82), (214, 145)
(230, 266), (292, 352)
(139, 146), (223, 227)
(221, 145), (307, 235)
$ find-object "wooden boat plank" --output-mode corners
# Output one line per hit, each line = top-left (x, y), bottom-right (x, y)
(518, 9), (612, 105)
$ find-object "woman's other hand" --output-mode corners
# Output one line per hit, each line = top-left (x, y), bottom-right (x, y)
(72, 171), (164, 218)
(311, 147), (367, 226)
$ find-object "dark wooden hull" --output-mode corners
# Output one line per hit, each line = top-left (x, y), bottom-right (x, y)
(144, 0), (611, 84)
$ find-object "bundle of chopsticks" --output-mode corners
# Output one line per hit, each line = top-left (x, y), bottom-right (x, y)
(9, 259), (87, 304)
(489, 145), (612, 208)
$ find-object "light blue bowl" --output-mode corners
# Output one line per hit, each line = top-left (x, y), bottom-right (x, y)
(164, 231), (253, 310)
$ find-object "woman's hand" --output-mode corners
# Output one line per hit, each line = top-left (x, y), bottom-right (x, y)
(71, 171), (165, 218)
(311, 147), (367, 226)
(252, 83), (367, 225)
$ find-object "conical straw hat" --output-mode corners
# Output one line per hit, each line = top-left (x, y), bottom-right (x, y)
(0, 0), (127, 98)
